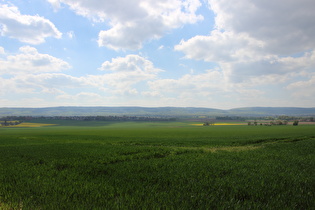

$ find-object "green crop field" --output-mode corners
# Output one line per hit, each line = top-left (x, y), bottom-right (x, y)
(0, 121), (314, 209)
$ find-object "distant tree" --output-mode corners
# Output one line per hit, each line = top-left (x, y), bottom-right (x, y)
(277, 120), (283, 125)
(248, 122), (251, 126)
(293, 120), (299, 126)
(203, 122), (214, 126)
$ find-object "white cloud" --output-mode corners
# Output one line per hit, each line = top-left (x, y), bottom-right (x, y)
(175, 0), (315, 87)
(148, 69), (226, 98)
(287, 74), (315, 99)
(175, 30), (265, 63)
(47, 0), (61, 11)
(287, 75), (315, 90)
(0, 46), (4, 54)
(20, 73), (88, 89)
(0, 73), (88, 95)
(158, 45), (164, 50)
(144, 67), (315, 108)
(2, 97), (53, 108)
(208, 0), (315, 55)
(48, 0), (203, 50)
(99, 54), (162, 73)
(217, 51), (315, 83)
(0, 54), (164, 97)
(91, 55), (163, 94)
(141, 69), (242, 108)
(0, 4), (62, 44)
(67, 31), (75, 39)
(0, 52), (168, 105)
(0, 46), (71, 75)
(57, 92), (103, 101)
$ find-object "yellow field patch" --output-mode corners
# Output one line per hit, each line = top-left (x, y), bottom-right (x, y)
(191, 123), (245, 126)
(190, 124), (204, 126)
(4, 122), (57, 127)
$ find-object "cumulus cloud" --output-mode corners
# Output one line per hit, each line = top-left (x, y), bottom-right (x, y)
(0, 4), (62, 44)
(148, 69), (226, 98)
(1, 54), (164, 98)
(0, 46), (4, 54)
(286, 74), (315, 99)
(175, 30), (265, 63)
(0, 73), (89, 95)
(99, 54), (162, 73)
(0, 46), (71, 75)
(47, 0), (61, 11)
(220, 50), (315, 82)
(57, 92), (103, 102)
(209, 0), (315, 54)
(20, 73), (88, 89)
(175, 0), (315, 86)
(48, 0), (203, 50)
(90, 55), (163, 94)
(0, 72), (109, 109)
(144, 68), (272, 108)
(158, 45), (164, 50)
(287, 75), (315, 90)
(171, 0), (315, 107)
(67, 31), (75, 39)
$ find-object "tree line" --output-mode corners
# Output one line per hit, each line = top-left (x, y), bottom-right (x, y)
(0, 115), (177, 122)
(0, 120), (22, 126)
(247, 120), (299, 126)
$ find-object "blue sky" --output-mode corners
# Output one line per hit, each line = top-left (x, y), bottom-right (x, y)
(0, 0), (315, 109)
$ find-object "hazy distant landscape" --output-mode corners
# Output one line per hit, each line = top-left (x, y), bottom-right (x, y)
(1, 106), (315, 117)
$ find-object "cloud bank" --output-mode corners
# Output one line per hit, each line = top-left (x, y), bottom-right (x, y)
(0, 46), (71, 74)
(48, 0), (203, 50)
(175, 0), (315, 93)
(0, 4), (62, 44)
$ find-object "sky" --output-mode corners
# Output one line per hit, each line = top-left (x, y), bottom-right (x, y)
(0, 0), (315, 109)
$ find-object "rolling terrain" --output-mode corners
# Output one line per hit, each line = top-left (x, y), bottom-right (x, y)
(0, 106), (315, 117)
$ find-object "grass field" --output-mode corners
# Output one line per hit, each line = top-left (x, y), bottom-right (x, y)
(0, 121), (314, 209)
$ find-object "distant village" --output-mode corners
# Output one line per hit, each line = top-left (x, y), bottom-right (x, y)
(0, 115), (177, 126)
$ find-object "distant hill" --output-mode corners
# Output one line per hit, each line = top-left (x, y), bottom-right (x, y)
(228, 107), (315, 117)
(0, 106), (314, 117)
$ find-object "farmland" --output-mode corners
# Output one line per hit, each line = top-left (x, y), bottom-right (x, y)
(0, 121), (314, 209)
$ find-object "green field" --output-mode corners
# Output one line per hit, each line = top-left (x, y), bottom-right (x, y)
(0, 121), (314, 209)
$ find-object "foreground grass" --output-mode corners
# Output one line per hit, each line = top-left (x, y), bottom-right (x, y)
(0, 122), (314, 209)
